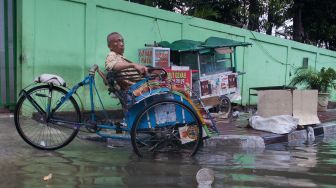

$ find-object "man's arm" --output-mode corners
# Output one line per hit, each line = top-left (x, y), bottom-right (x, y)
(105, 52), (148, 74)
(115, 61), (148, 75)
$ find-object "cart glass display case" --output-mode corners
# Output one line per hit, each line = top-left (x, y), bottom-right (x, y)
(198, 47), (234, 76)
(138, 47), (170, 68)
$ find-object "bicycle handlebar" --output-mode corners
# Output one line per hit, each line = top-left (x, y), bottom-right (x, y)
(88, 64), (109, 85)
(147, 67), (168, 80)
(89, 64), (99, 75)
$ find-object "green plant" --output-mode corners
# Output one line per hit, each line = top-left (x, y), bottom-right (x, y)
(289, 67), (336, 93)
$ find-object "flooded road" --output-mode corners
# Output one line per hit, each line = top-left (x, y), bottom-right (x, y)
(1, 117), (336, 187)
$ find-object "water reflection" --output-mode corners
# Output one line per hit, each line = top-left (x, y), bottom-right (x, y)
(3, 130), (336, 187)
(196, 137), (336, 188)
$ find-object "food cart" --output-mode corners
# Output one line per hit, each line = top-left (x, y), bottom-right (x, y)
(159, 37), (251, 117)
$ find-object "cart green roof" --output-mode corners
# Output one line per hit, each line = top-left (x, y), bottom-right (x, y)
(158, 37), (251, 52)
(204, 37), (251, 48)
(158, 40), (203, 52)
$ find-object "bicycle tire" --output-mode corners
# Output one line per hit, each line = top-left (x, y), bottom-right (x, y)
(14, 84), (81, 150)
(131, 99), (202, 158)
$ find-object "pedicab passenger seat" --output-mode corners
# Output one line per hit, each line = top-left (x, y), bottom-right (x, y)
(105, 69), (137, 108)
(105, 69), (170, 108)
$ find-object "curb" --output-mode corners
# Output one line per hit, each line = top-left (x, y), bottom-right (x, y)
(205, 135), (265, 150)
(264, 122), (336, 145)
(321, 121), (336, 136)
(198, 122), (336, 150)
(0, 113), (13, 119)
(78, 122), (336, 149)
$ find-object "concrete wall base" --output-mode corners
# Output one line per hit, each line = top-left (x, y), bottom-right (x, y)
(205, 135), (265, 150)
(322, 122), (336, 136)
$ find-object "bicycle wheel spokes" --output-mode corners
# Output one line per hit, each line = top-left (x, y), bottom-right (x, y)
(132, 100), (202, 158)
(15, 85), (80, 150)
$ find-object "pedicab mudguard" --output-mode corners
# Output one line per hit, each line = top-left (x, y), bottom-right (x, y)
(125, 91), (199, 130)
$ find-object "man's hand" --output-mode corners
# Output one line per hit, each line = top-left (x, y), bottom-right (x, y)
(133, 64), (148, 75)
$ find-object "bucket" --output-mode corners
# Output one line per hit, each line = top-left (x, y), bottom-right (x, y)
(318, 93), (329, 112)
(236, 112), (251, 127)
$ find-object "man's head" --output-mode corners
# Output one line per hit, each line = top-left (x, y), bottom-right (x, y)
(107, 32), (124, 55)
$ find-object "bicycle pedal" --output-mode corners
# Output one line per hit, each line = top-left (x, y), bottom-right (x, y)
(116, 130), (123, 134)
(115, 122), (123, 134)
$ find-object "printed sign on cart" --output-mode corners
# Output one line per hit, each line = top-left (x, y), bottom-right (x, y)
(199, 72), (239, 99)
(138, 47), (170, 68)
(154, 49), (170, 67)
(165, 68), (193, 93)
(138, 48), (153, 65)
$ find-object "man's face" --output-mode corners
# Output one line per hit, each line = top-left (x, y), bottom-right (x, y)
(108, 34), (124, 55)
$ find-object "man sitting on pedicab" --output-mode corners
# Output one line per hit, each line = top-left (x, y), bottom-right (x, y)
(105, 32), (148, 91)
(104, 32), (213, 127)
(105, 32), (172, 96)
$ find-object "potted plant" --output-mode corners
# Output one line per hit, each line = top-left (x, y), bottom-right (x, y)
(289, 67), (336, 111)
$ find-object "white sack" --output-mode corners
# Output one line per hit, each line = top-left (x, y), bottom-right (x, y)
(34, 74), (66, 86)
(249, 115), (298, 134)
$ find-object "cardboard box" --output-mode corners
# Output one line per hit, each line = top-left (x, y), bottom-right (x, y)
(257, 90), (320, 125)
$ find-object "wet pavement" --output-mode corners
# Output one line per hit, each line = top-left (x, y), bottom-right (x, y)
(2, 114), (336, 187)
(214, 109), (336, 145)
(1, 115), (202, 187)
(217, 109), (336, 135)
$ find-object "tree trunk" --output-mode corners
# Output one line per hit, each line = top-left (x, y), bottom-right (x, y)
(248, 0), (260, 31)
(266, 1), (273, 35)
(266, 23), (273, 35)
(293, 0), (304, 42)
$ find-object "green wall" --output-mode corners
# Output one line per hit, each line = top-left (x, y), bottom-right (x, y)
(17, 0), (336, 109)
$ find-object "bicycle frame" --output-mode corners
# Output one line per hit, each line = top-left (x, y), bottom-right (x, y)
(21, 74), (131, 140)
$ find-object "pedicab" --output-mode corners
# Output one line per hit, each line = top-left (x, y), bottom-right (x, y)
(14, 63), (217, 158)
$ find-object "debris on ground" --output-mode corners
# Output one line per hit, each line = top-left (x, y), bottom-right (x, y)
(43, 173), (52, 181)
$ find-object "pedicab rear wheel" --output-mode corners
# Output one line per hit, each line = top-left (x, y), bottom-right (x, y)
(131, 99), (203, 158)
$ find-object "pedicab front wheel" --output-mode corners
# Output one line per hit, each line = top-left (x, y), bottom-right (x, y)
(131, 99), (203, 158)
(14, 85), (81, 150)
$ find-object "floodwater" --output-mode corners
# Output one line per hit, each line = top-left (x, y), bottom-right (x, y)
(1, 118), (336, 187)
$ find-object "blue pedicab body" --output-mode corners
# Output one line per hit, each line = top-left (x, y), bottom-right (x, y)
(126, 91), (196, 130)
(14, 65), (216, 157)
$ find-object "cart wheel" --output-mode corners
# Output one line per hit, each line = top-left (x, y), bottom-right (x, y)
(131, 99), (203, 158)
(217, 96), (232, 118)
